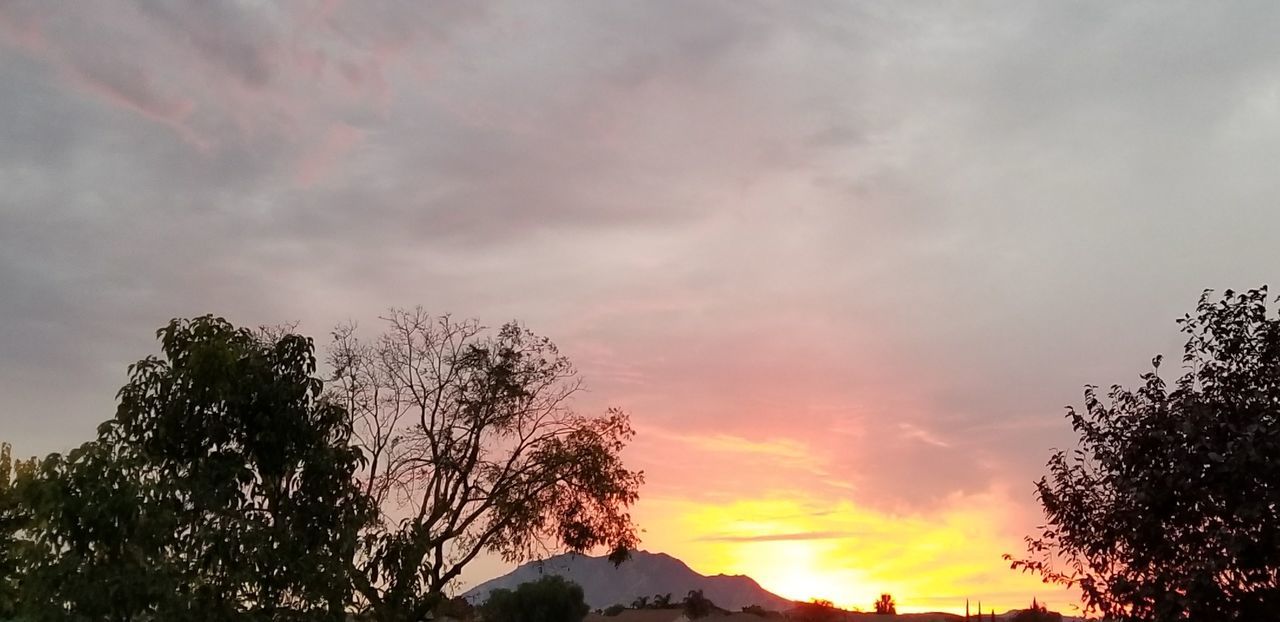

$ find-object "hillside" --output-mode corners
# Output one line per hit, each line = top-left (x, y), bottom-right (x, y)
(462, 550), (797, 611)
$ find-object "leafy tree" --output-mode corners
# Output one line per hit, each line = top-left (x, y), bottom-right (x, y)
(435, 595), (476, 620)
(631, 595), (650, 609)
(0, 444), (14, 617)
(793, 599), (838, 622)
(118, 316), (370, 618)
(873, 593), (895, 615)
(0, 443), (39, 618)
(654, 593), (672, 608)
(15, 316), (371, 620)
(327, 310), (643, 621)
(1010, 598), (1060, 622)
(1009, 288), (1280, 621)
(480, 576), (589, 622)
(603, 604), (627, 617)
(13, 439), (183, 621)
(682, 589), (715, 619)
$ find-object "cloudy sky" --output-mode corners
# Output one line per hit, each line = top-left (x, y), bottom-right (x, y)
(3, 0), (1279, 613)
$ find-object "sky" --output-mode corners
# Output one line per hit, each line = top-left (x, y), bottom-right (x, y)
(2, 0), (1280, 615)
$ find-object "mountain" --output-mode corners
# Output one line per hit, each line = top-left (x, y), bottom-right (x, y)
(462, 550), (798, 611)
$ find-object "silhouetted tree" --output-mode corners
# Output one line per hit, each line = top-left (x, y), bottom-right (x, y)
(741, 604), (768, 617)
(683, 589), (715, 619)
(1011, 598), (1060, 622)
(794, 599), (838, 622)
(13, 317), (370, 620)
(1009, 288), (1280, 621)
(12, 439), (185, 621)
(874, 593), (896, 615)
(480, 576), (589, 622)
(654, 593), (673, 608)
(632, 595), (650, 609)
(0, 443), (37, 618)
(436, 595), (476, 620)
(328, 310), (643, 620)
(603, 604), (627, 616)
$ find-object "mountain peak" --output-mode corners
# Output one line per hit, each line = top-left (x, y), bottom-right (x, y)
(463, 551), (797, 611)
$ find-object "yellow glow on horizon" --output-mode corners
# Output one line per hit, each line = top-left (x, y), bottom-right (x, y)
(634, 491), (1074, 615)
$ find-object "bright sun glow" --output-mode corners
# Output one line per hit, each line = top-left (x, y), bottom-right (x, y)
(635, 493), (1070, 614)
(746, 541), (865, 607)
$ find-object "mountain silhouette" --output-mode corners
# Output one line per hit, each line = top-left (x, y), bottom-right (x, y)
(462, 550), (798, 611)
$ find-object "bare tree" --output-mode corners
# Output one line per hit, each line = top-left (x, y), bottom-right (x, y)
(327, 309), (642, 622)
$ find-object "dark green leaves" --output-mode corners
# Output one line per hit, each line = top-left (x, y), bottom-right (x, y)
(8, 316), (371, 620)
(1011, 287), (1280, 621)
(480, 576), (590, 622)
(4, 311), (643, 622)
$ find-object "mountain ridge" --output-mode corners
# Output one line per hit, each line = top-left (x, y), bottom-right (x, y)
(462, 550), (798, 611)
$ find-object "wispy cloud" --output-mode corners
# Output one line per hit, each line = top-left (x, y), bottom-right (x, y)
(698, 530), (857, 543)
(637, 425), (811, 461)
(898, 422), (952, 449)
(2, 1), (1278, 613)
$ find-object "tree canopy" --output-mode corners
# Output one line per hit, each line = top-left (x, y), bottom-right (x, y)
(682, 589), (715, 619)
(792, 599), (838, 622)
(328, 310), (642, 620)
(8, 316), (370, 620)
(0, 312), (642, 621)
(1010, 598), (1060, 622)
(0, 443), (37, 619)
(480, 576), (589, 622)
(1010, 287), (1280, 621)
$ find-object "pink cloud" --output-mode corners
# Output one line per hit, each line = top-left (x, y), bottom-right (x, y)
(0, 2), (466, 162)
(295, 122), (364, 187)
(0, 7), (45, 52)
(0, 7), (207, 149)
(60, 62), (205, 149)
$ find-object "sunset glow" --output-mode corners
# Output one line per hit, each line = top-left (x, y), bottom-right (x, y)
(4, 3), (1277, 619)
(627, 471), (1068, 614)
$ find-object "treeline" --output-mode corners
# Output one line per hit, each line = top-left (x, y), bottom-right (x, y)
(0, 311), (644, 621)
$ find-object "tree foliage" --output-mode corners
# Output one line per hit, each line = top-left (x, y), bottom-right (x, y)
(793, 599), (838, 622)
(480, 576), (589, 622)
(15, 439), (183, 620)
(0, 443), (38, 618)
(682, 589), (715, 619)
(1010, 288), (1280, 621)
(435, 595), (477, 620)
(1, 311), (644, 621)
(873, 593), (896, 615)
(8, 316), (370, 620)
(327, 310), (642, 620)
(1010, 598), (1060, 622)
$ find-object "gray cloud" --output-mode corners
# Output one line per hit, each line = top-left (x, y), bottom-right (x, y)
(1, 0), (1279, 541)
